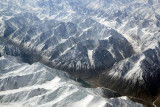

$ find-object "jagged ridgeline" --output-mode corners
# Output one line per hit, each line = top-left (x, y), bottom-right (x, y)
(2, 13), (135, 78)
(0, 0), (160, 107)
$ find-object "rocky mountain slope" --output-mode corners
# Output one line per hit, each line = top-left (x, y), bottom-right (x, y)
(0, 55), (144, 107)
(0, 0), (160, 106)
(0, 0), (159, 73)
(0, 0), (136, 75)
(100, 43), (160, 104)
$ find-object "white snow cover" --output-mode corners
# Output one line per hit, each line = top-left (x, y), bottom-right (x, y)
(108, 53), (146, 81)
(0, 55), (145, 107)
(88, 50), (95, 67)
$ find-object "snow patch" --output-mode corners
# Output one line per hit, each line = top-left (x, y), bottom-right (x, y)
(88, 50), (95, 67)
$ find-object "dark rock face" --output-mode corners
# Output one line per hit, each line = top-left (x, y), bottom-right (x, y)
(142, 20), (149, 28)
(155, 14), (160, 21)
(99, 46), (160, 102)
(148, 0), (153, 5)
(94, 45), (114, 70)
(0, 42), (22, 57)
(1, 13), (134, 78)
(0, 40), (33, 64)
(0, 0), (160, 106)
(156, 21), (160, 27)
(51, 35), (134, 76)
(4, 21), (17, 38)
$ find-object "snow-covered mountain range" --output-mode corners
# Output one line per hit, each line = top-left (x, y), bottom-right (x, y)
(0, 0), (160, 106)
(100, 42), (160, 104)
(0, 55), (145, 107)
